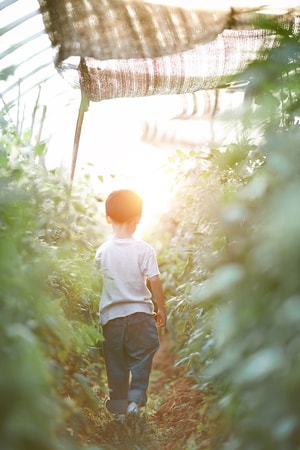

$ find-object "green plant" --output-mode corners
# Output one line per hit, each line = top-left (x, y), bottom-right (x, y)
(0, 105), (107, 449)
(155, 15), (300, 450)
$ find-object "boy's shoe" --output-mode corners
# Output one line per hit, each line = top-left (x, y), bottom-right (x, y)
(115, 413), (126, 423)
(127, 401), (140, 415)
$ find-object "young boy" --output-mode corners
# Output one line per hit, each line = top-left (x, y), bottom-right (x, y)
(95, 189), (166, 421)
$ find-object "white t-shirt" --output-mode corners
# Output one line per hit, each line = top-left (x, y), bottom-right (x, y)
(95, 237), (160, 325)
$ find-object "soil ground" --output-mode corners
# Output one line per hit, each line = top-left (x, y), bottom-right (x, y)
(76, 331), (211, 449)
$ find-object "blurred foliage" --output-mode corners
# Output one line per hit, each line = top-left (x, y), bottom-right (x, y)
(0, 106), (106, 449)
(158, 15), (300, 450)
(2, 12), (300, 450)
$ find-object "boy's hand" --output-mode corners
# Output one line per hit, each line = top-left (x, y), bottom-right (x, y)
(149, 275), (166, 327)
(156, 309), (167, 327)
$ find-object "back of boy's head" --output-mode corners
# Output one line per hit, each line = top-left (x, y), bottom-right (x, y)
(105, 189), (143, 223)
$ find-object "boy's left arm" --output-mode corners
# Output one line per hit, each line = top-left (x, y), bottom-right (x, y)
(149, 275), (166, 327)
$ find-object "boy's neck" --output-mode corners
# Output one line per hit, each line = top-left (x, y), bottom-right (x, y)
(112, 222), (136, 239)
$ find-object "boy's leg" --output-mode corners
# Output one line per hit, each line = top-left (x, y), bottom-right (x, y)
(126, 313), (160, 406)
(102, 318), (129, 414)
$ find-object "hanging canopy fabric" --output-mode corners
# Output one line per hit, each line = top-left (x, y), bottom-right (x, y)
(35, 0), (299, 181)
(75, 29), (274, 102)
(37, 0), (247, 64)
(36, 0), (290, 103)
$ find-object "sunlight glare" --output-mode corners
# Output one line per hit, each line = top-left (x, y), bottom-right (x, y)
(46, 97), (177, 234)
(93, 142), (175, 236)
(124, 147), (175, 233)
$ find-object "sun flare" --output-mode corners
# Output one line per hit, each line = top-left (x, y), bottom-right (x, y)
(46, 97), (178, 234)
(128, 152), (175, 233)
(95, 143), (176, 235)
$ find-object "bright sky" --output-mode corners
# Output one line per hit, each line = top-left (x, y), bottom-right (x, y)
(45, 93), (178, 232)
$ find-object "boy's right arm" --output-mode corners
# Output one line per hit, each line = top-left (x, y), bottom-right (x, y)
(149, 275), (166, 327)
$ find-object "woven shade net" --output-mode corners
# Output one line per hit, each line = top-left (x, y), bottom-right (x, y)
(76, 29), (274, 102)
(37, 0), (279, 102)
(38, 0), (238, 64)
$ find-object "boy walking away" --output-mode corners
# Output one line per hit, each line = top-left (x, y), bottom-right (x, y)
(95, 189), (166, 422)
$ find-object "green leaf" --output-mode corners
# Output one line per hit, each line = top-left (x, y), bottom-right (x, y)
(191, 264), (244, 303)
(0, 65), (16, 80)
(34, 142), (46, 157)
(234, 348), (284, 384)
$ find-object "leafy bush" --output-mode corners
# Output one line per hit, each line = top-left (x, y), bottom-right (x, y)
(160, 16), (300, 450)
(207, 127), (300, 450)
(0, 109), (106, 449)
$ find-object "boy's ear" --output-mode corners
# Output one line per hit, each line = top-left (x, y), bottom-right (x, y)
(134, 214), (142, 225)
(106, 215), (113, 224)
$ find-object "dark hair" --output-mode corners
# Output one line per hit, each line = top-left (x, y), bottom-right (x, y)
(105, 189), (143, 223)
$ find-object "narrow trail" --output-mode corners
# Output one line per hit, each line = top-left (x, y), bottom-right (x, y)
(78, 332), (210, 449)
(149, 332), (210, 450)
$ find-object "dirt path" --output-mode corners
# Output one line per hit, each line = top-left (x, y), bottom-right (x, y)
(78, 331), (210, 449)
(149, 331), (210, 450)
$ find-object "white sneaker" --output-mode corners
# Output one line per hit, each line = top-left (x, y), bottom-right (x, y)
(115, 413), (126, 423)
(127, 401), (140, 415)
